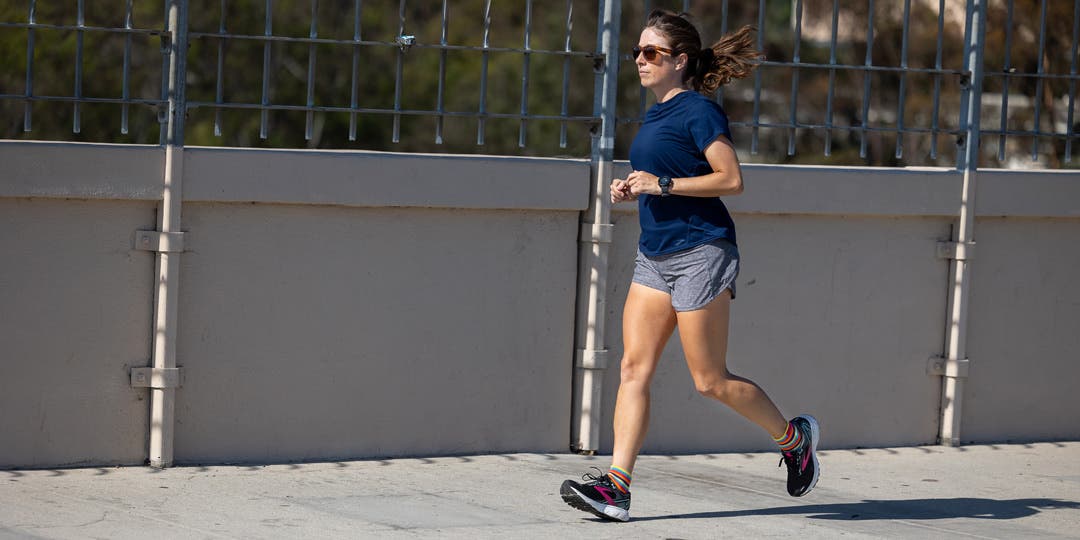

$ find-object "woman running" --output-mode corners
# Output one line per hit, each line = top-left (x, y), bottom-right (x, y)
(560, 10), (819, 523)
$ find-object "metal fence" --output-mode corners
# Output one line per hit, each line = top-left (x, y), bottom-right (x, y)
(1, 0), (1077, 167)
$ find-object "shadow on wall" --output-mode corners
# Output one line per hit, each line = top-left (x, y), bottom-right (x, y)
(630, 497), (1080, 522)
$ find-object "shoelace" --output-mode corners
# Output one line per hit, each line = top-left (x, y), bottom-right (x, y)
(581, 466), (611, 484)
(779, 450), (802, 472)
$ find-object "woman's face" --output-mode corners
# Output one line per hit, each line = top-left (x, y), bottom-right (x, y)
(635, 27), (681, 90)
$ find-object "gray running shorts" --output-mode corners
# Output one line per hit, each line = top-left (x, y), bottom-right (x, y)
(632, 238), (740, 311)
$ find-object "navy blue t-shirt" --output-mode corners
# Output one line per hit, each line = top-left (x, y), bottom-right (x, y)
(629, 91), (737, 256)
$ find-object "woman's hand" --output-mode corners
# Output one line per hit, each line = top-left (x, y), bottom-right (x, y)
(610, 177), (636, 203)
(626, 170), (661, 196)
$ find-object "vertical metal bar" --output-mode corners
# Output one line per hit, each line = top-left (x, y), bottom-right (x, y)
(895, 0), (912, 159)
(304, 0), (318, 141)
(716, 0), (729, 105)
(998, 0), (1014, 160)
(159, 0), (169, 145)
(214, 0), (226, 137)
(682, 0), (690, 13)
(1031, 0), (1048, 161)
(638, 0), (652, 119)
(349, 0), (361, 141)
(518, 0), (533, 148)
(751, 0), (766, 154)
(931, 0), (946, 159)
(940, 0), (987, 448)
(860, 0), (876, 159)
(824, 0), (839, 156)
(787, 0), (804, 156)
(572, 0), (620, 456)
(74, 0), (85, 133)
(122, 0), (134, 135)
(150, 0), (189, 469)
(477, 0), (491, 145)
(259, 0), (272, 139)
(720, 0), (728, 34)
(392, 0), (405, 143)
(1066, 0), (1080, 162)
(559, 0), (573, 148)
(435, 0), (448, 144)
(23, 0), (35, 132)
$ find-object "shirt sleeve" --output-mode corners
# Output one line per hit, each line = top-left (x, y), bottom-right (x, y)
(686, 100), (731, 152)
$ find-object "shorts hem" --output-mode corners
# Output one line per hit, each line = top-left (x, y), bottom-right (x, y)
(631, 277), (671, 295)
(673, 286), (734, 312)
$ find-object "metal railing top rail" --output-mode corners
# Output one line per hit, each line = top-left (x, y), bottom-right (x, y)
(1, 0), (1078, 167)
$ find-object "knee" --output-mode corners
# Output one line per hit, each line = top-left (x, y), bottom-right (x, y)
(619, 355), (655, 386)
(694, 374), (735, 402)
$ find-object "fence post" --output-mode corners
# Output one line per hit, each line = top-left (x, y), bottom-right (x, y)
(938, 0), (987, 447)
(147, 0), (189, 468)
(571, 0), (620, 454)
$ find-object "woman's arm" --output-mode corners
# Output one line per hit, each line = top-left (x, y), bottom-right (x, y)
(626, 135), (744, 198)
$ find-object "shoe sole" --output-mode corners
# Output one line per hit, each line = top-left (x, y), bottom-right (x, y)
(795, 414), (821, 497)
(559, 481), (630, 522)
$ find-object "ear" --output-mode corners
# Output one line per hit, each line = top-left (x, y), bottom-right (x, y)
(676, 52), (689, 70)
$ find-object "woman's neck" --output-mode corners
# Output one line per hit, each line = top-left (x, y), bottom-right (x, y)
(654, 85), (688, 103)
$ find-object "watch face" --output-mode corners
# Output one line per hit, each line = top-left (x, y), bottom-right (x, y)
(659, 176), (672, 187)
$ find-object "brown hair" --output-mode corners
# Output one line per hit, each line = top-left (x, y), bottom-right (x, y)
(645, 9), (762, 95)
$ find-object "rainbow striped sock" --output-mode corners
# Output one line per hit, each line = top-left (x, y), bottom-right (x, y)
(607, 466), (631, 493)
(774, 421), (803, 452)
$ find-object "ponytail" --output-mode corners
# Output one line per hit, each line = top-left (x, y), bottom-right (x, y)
(692, 25), (762, 95)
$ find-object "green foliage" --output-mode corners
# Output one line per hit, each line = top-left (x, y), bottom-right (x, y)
(1, 0), (1076, 166)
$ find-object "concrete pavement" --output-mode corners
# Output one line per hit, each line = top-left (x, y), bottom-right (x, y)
(2, 442), (1079, 539)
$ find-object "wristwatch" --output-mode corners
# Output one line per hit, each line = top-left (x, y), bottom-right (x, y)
(658, 175), (673, 197)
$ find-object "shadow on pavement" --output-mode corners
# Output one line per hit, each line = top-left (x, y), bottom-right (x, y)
(632, 498), (1080, 522)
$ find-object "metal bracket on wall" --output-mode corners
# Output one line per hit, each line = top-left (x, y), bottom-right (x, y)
(130, 367), (184, 389)
(575, 349), (610, 370)
(936, 241), (975, 261)
(134, 230), (186, 253)
(580, 223), (613, 244)
(927, 356), (969, 378)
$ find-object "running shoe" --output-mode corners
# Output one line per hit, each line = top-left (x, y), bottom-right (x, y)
(780, 414), (820, 497)
(560, 467), (631, 522)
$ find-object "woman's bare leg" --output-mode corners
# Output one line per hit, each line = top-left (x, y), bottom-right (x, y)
(610, 283), (678, 474)
(676, 290), (789, 438)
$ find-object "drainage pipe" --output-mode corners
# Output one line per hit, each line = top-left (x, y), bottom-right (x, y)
(939, 0), (987, 447)
(571, 0), (620, 453)
(148, 0), (188, 468)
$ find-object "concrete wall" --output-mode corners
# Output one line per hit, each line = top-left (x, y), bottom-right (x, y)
(174, 203), (579, 463)
(1, 141), (1077, 467)
(0, 198), (156, 467)
(962, 217), (1080, 442)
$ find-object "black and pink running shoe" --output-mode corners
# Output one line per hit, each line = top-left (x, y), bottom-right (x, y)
(780, 414), (821, 497)
(560, 467), (631, 522)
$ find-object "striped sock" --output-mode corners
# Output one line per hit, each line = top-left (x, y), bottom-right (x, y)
(607, 466), (631, 493)
(774, 421), (803, 452)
